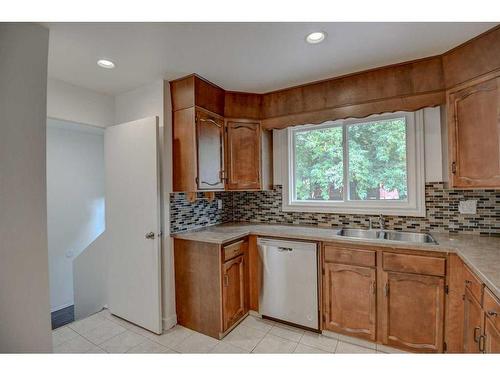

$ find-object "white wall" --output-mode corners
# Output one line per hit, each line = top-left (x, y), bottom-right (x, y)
(47, 78), (114, 128)
(46, 119), (105, 312)
(423, 106), (444, 182)
(0, 23), (52, 353)
(73, 233), (107, 320)
(114, 80), (176, 330)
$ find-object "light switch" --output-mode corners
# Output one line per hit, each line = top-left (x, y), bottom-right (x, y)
(217, 199), (223, 210)
(459, 200), (477, 214)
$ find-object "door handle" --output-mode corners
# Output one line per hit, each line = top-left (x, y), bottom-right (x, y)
(145, 232), (155, 239)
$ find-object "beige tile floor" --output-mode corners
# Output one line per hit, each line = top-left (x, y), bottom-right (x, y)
(52, 310), (406, 354)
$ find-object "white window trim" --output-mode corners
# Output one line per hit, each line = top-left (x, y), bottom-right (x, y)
(282, 110), (426, 217)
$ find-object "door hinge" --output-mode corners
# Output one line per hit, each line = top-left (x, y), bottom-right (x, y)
(462, 294), (465, 301)
(451, 161), (457, 174)
(445, 285), (449, 294)
(443, 342), (447, 352)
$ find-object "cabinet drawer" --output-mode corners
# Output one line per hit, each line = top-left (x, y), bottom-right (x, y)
(484, 287), (500, 332)
(223, 240), (244, 262)
(464, 265), (483, 304)
(382, 252), (445, 276)
(323, 245), (375, 267)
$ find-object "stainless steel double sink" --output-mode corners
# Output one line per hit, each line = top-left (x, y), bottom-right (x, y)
(337, 228), (437, 244)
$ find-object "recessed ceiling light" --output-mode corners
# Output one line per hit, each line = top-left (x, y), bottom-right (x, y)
(306, 31), (326, 44)
(97, 59), (116, 69)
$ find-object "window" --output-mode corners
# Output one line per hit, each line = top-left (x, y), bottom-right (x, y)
(284, 111), (425, 216)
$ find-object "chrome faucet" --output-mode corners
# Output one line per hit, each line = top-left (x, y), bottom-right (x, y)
(378, 214), (386, 230)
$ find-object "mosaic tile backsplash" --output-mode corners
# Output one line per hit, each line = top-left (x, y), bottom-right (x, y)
(170, 183), (500, 235)
(170, 191), (233, 233)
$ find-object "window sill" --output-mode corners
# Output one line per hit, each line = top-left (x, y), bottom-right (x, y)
(282, 201), (426, 217)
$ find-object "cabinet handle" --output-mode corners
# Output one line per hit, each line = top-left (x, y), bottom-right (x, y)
(465, 280), (472, 285)
(198, 118), (222, 128)
(479, 334), (486, 353)
(372, 281), (376, 295)
(224, 274), (229, 287)
(451, 161), (457, 174)
(474, 327), (481, 343)
(487, 310), (498, 317)
(384, 283), (389, 297)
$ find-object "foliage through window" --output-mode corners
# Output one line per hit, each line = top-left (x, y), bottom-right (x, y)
(286, 112), (424, 216)
(293, 117), (407, 202)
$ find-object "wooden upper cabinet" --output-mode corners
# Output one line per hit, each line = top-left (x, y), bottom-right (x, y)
(381, 271), (445, 353)
(225, 121), (261, 190)
(171, 74), (225, 115)
(171, 75), (272, 192)
(196, 109), (224, 190)
(447, 71), (500, 188)
(223, 255), (246, 331)
(323, 262), (376, 341)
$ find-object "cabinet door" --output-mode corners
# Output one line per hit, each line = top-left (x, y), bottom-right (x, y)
(448, 73), (500, 188)
(382, 271), (445, 352)
(225, 121), (261, 190)
(463, 287), (484, 353)
(222, 255), (245, 331)
(484, 317), (500, 353)
(323, 263), (376, 341)
(196, 109), (224, 190)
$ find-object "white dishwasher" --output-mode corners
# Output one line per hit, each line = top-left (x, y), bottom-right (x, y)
(257, 238), (319, 330)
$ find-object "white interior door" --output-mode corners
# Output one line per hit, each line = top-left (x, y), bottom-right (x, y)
(105, 117), (162, 334)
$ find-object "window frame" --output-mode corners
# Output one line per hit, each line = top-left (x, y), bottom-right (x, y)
(283, 111), (426, 217)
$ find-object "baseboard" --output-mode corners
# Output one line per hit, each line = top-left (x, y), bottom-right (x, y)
(162, 314), (177, 332)
(249, 310), (261, 318)
(51, 305), (75, 329)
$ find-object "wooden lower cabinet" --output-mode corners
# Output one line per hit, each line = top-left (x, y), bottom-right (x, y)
(174, 238), (249, 339)
(322, 243), (447, 353)
(323, 263), (376, 341)
(222, 255), (246, 331)
(484, 317), (500, 353)
(463, 287), (484, 353)
(381, 271), (445, 353)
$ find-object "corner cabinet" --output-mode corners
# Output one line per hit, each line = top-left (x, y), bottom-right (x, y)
(173, 238), (249, 339)
(170, 75), (272, 192)
(447, 70), (500, 188)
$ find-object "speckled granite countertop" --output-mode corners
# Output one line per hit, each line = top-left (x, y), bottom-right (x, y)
(171, 223), (500, 300)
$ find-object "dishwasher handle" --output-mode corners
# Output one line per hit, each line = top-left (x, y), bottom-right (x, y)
(277, 247), (293, 252)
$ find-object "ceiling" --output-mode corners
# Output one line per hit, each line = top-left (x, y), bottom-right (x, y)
(46, 22), (497, 96)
